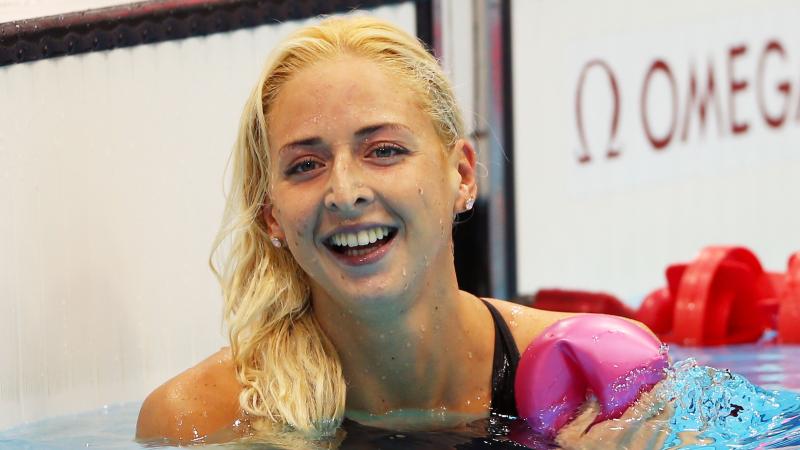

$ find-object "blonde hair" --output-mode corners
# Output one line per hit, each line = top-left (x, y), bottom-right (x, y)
(210, 15), (465, 435)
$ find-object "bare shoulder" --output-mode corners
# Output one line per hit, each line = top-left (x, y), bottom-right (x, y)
(482, 298), (654, 353)
(482, 297), (574, 353)
(135, 347), (244, 444)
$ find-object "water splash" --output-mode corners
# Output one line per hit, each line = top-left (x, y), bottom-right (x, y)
(656, 358), (800, 448)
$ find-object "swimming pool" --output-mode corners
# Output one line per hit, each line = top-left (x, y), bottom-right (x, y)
(1, 344), (799, 449)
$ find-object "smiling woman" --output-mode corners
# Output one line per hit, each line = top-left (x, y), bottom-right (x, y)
(133, 15), (661, 448)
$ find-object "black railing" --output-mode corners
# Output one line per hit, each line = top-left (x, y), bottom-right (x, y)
(0, 0), (430, 67)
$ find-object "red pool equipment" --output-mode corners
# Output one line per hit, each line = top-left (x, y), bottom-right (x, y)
(778, 252), (800, 343)
(636, 286), (673, 335)
(670, 247), (775, 345)
(635, 264), (688, 336)
(526, 246), (799, 346)
(528, 289), (635, 317)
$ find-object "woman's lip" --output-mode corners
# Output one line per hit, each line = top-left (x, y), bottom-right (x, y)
(326, 232), (396, 267)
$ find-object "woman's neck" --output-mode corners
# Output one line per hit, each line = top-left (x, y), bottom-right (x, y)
(311, 282), (495, 421)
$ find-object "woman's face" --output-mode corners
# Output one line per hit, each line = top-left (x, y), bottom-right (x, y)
(264, 55), (475, 311)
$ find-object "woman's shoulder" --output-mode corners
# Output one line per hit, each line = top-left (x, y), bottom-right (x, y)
(481, 297), (653, 354)
(484, 298), (575, 353)
(135, 347), (244, 444)
(481, 297), (577, 354)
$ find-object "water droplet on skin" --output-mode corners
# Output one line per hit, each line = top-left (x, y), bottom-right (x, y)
(418, 187), (424, 195)
(467, 351), (473, 359)
(419, 324), (426, 332)
(406, 341), (411, 348)
(402, 267), (407, 277)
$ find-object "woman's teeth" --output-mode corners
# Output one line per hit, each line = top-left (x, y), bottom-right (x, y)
(330, 226), (391, 248)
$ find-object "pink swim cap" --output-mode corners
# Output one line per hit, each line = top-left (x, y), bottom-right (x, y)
(514, 314), (668, 437)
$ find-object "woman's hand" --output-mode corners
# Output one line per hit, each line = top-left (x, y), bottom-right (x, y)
(555, 382), (675, 450)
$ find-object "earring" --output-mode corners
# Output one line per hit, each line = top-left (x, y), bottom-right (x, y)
(465, 197), (475, 211)
(270, 236), (283, 248)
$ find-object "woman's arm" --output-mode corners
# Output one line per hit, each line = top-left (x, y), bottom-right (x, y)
(509, 311), (672, 449)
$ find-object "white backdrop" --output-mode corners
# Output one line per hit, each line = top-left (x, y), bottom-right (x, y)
(512, 0), (800, 304)
(0, 0), (140, 23)
(0, 2), (415, 430)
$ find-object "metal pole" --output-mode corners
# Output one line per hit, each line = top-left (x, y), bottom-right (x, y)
(472, 0), (516, 299)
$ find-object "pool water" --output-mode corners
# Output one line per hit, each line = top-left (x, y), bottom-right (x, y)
(2, 344), (800, 450)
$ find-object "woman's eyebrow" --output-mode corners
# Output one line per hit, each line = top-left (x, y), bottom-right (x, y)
(278, 137), (323, 155)
(355, 123), (416, 142)
(355, 123), (411, 139)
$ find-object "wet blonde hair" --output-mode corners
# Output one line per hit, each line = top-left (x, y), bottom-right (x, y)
(210, 15), (464, 434)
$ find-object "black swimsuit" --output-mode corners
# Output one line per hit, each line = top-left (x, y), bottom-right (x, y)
(481, 299), (520, 417)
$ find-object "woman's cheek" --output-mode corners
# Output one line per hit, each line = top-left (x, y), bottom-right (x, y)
(285, 213), (314, 250)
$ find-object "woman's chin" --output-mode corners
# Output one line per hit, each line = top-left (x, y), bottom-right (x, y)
(316, 260), (419, 303)
(331, 283), (416, 310)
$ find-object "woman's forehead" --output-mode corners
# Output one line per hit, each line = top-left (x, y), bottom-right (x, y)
(267, 55), (430, 148)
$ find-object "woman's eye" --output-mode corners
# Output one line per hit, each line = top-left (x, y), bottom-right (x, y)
(370, 145), (408, 159)
(287, 158), (322, 175)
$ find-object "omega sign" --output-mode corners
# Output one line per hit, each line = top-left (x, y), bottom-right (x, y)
(574, 38), (800, 165)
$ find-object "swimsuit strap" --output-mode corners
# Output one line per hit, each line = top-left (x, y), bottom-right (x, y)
(481, 299), (520, 417)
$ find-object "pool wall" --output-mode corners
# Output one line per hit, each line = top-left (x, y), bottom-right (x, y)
(0, 2), (419, 430)
(509, 0), (800, 303)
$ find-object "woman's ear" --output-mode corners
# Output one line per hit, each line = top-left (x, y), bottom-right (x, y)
(261, 199), (286, 241)
(452, 138), (478, 214)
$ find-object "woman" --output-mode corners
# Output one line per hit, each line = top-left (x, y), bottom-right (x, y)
(135, 16), (668, 448)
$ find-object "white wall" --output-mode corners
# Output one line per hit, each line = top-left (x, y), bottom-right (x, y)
(0, 3), (415, 429)
(0, 0), (142, 23)
(512, 0), (800, 304)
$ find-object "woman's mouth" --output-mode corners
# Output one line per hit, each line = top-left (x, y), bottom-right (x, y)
(325, 225), (398, 265)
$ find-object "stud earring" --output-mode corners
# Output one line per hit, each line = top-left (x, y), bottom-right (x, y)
(465, 197), (475, 211)
(270, 236), (283, 248)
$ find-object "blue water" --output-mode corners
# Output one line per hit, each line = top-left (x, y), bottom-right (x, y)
(2, 344), (800, 449)
(656, 358), (800, 448)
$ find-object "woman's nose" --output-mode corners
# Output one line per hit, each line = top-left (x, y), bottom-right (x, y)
(323, 158), (374, 215)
